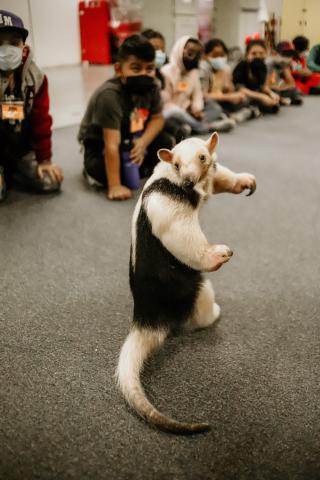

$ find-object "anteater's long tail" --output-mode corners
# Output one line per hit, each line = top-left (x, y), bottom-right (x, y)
(116, 327), (210, 434)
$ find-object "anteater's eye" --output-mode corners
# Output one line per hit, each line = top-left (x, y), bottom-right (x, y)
(174, 163), (179, 171)
(199, 154), (206, 163)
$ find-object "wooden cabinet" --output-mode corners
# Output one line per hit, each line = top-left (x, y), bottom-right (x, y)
(281, 0), (320, 46)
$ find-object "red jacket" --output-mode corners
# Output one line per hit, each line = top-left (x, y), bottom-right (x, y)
(11, 47), (53, 162)
(28, 74), (52, 162)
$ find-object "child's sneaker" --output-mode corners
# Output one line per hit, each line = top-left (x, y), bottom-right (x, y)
(249, 106), (262, 119)
(82, 167), (104, 188)
(280, 97), (291, 106)
(291, 96), (303, 106)
(209, 117), (235, 133)
(175, 124), (192, 142)
(230, 107), (252, 123)
(0, 166), (7, 202)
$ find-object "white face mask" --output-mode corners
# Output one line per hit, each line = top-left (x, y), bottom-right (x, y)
(0, 45), (23, 72)
(209, 56), (227, 70)
(155, 50), (166, 68)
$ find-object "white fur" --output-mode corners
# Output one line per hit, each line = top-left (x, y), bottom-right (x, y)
(132, 135), (237, 274)
(116, 327), (168, 405)
(186, 279), (221, 330)
(117, 134), (257, 433)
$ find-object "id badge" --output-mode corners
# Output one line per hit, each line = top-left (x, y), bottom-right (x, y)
(130, 108), (145, 133)
(176, 81), (189, 93)
(1, 101), (25, 121)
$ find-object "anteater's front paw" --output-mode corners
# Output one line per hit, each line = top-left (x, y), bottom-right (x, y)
(206, 244), (233, 272)
(233, 173), (256, 196)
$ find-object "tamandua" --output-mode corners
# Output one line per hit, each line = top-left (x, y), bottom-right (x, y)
(116, 132), (256, 434)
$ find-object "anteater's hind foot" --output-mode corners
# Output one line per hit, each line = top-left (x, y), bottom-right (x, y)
(187, 279), (220, 330)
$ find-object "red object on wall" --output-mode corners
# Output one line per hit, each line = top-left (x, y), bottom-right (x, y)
(79, 1), (111, 64)
(110, 21), (141, 45)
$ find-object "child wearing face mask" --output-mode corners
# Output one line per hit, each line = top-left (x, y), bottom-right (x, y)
(141, 29), (167, 89)
(0, 10), (63, 202)
(200, 38), (257, 123)
(161, 36), (235, 135)
(142, 29), (194, 142)
(78, 35), (173, 201)
(266, 42), (303, 105)
(233, 39), (280, 114)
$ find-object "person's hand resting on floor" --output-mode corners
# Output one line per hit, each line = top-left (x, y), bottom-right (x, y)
(37, 162), (64, 184)
(108, 184), (132, 201)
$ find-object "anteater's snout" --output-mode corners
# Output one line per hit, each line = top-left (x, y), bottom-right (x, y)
(182, 179), (195, 190)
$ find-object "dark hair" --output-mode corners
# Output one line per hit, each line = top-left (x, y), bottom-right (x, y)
(185, 37), (202, 47)
(141, 29), (164, 42)
(246, 39), (267, 54)
(292, 35), (309, 53)
(276, 41), (295, 57)
(117, 34), (155, 63)
(204, 38), (228, 55)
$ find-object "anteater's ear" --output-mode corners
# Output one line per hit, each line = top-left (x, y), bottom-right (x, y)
(157, 148), (173, 163)
(206, 132), (219, 154)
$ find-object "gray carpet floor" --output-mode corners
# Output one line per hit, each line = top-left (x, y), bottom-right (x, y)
(1, 98), (319, 480)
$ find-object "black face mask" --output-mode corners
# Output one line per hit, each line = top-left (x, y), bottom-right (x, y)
(250, 58), (267, 83)
(183, 57), (199, 71)
(124, 75), (155, 95)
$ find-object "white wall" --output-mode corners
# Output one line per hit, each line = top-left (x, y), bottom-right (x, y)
(0, 0), (81, 67)
(141, 0), (175, 52)
(29, 0), (80, 68)
(213, 0), (241, 47)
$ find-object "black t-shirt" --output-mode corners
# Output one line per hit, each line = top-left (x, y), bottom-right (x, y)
(233, 60), (267, 91)
(78, 76), (162, 145)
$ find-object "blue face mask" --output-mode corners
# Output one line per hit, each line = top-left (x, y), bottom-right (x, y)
(209, 56), (227, 70)
(155, 50), (166, 68)
(0, 45), (23, 71)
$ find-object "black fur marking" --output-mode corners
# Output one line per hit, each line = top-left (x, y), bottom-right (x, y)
(130, 204), (203, 329)
(143, 178), (200, 209)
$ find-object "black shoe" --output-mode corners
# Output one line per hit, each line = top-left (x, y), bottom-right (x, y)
(0, 166), (7, 202)
(82, 167), (104, 188)
(291, 96), (303, 105)
(309, 87), (320, 95)
(175, 124), (192, 142)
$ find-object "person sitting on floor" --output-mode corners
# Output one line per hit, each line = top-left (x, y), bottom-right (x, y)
(141, 29), (167, 89)
(307, 42), (320, 73)
(78, 34), (173, 201)
(266, 42), (303, 106)
(161, 35), (235, 136)
(141, 29), (190, 142)
(199, 38), (256, 124)
(233, 39), (280, 114)
(291, 36), (320, 95)
(0, 10), (63, 202)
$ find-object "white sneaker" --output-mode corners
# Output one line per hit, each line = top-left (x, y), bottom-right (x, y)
(230, 107), (252, 123)
(82, 168), (104, 188)
(209, 117), (235, 133)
